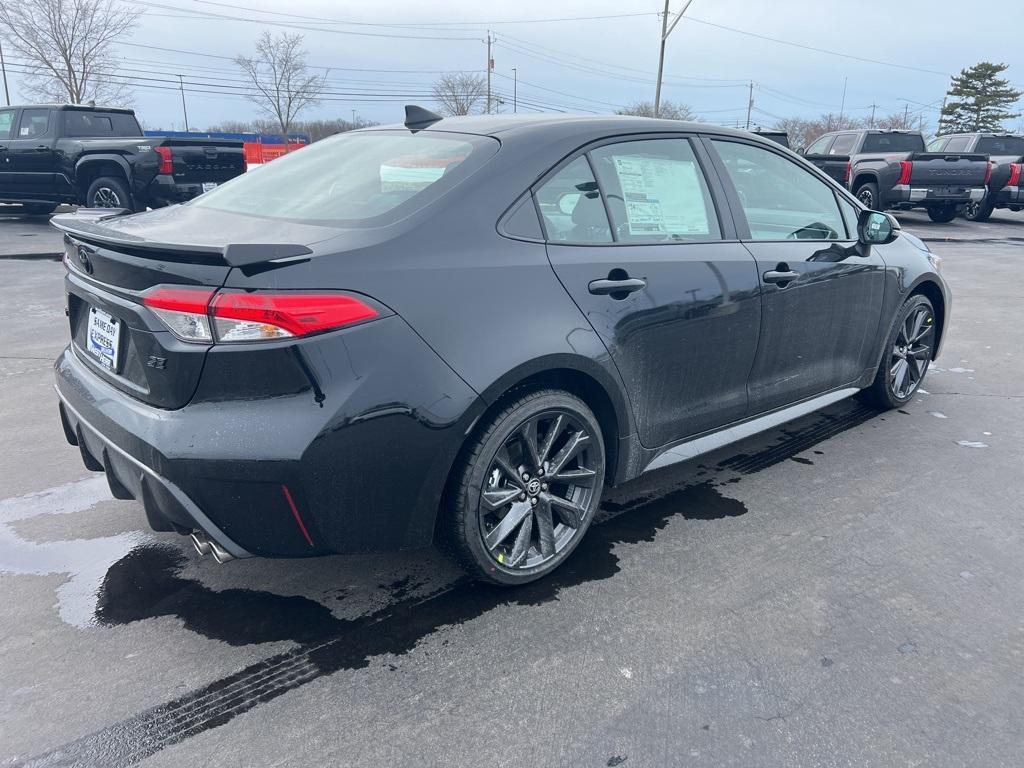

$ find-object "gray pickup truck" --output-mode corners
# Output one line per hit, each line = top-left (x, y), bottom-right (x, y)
(929, 133), (1024, 221)
(802, 129), (990, 222)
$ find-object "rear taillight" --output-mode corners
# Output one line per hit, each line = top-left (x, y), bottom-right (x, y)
(984, 161), (994, 185)
(155, 146), (173, 175)
(843, 162), (851, 184)
(142, 286), (379, 343)
(897, 160), (912, 186)
(1008, 163), (1022, 186)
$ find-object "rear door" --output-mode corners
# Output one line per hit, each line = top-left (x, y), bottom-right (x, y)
(706, 136), (886, 414)
(0, 107), (17, 194)
(6, 108), (57, 195)
(540, 135), (762, 448)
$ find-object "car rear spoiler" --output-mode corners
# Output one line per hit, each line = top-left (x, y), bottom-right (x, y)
(50, 209), (312, 267)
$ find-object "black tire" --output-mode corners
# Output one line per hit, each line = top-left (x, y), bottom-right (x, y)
(86, 176), (132, 209)
(440, 389), (606, 586)
(962, 198), (994, 222)
(855, 181), (879, 210)
(861, 294), (936, 410)
(24, 203), (57, 216)
(926, 204), (958, 223)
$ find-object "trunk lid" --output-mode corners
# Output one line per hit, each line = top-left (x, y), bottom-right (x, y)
(53, 207), (326, 409)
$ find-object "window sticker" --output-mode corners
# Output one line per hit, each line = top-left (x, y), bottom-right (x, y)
(612, 156), (710, 236)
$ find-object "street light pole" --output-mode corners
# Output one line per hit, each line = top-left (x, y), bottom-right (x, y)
(485, 31), (493, 115)
(653, 0), (696, 118)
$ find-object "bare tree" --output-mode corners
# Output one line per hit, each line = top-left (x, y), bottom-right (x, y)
(431, 73), (487, 116)
(617, 100), (697, 120)
(235, 32), (326, 147)
(0, 0), (141, 104)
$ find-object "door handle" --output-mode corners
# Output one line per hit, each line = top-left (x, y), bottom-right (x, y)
(588, 277), (646, 296)
(763, 269), (799, 286)
(33, 145), (49, 152)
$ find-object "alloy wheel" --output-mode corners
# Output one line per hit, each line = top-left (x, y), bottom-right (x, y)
(478, 409), (599, 570)
(963, 201), (979, 219)
(857, 188), (874, 208)
(888, 304), (934, 399)
(93, 187), (122, 207)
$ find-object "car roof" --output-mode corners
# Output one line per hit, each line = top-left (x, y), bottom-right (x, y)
(5, 103), (135, 114)
(365, 113), (776, 144)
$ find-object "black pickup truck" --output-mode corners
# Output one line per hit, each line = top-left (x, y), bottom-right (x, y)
(928, 132), (1024, 221)
(0, 104), (245, 214)
(801, 129), (990, 222)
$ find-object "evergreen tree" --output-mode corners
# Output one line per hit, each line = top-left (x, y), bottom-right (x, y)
(938, 62), (1022, 133)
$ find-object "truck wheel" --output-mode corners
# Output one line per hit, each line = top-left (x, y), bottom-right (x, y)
(855, 182), (879, 210)
(962, 199), (994, 222)
(24, 203), (57, 216)
(86, 176), (132, 209)
(926, 204), (958, 223)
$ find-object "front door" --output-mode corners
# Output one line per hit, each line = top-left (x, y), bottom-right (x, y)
(706, 137), (886, 414)
(6, 108), (56, 197)
(537, 136), (762, 449)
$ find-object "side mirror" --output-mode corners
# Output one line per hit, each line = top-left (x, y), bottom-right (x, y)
(796, 146), (806, 155)
(858, 209), (900, 246)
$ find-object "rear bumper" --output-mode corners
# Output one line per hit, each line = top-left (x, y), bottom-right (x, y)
(992, 185), (1023, 206)
(890, 184), (986, 206)
(54, 314), (482, 557)
(144, 174), (229, 206)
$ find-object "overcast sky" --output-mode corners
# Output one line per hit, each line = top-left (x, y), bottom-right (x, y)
(8, 0), (1024, 133)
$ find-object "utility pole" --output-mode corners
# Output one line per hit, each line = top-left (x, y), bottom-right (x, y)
(512, 67), (517, 114)
(485, 31), (493, 115)
(654, 0), (696, 118)
(868, 102), (878, 128)
(837, 76), (847, 128)
(177, 74), (189, 132)
(745, 81), (754, 130)
(0, 40), (9, 107)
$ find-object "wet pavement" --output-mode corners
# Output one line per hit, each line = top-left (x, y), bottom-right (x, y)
(1, 229), (1023, 767)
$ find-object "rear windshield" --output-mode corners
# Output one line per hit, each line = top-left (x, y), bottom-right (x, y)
(63, 111), (142, 137)
(861, 133), (925, 153)
(976, 136), (1024, 156)
(190, 131), (498, 226)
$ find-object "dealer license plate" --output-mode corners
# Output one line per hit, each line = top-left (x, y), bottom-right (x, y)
(86, 306), (121, 371)
(202, 182), (218, 193)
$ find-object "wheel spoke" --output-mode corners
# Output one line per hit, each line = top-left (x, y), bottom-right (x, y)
(910, 348), (930, 379)
(482, 486), (522, 511)
(547, 430), (589, 476)
(543, 492), (585, 529)
(535, 498), (556, 557)
(907, 309), (926, 346)
(484, 503), (531, 551)
(892, 358), (909, 395)
(518, 417), (543, 471)
(492, 447), (525, 490)
(553, 467), (597, 487)
(506, 511), (534, 566)
(909, 315), (933, 344)
(537, 414), (564, 465)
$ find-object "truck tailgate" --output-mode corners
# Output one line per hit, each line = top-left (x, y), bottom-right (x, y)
(908, 153), (989, 186)
(161, 139), (246, 184)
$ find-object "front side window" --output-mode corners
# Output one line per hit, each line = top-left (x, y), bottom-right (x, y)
(191, 130), (496, 226)
(805, 135), (834, 155)
(711, 139), (845, 241)
(18, 109), (50, 139)
(535, 156), (611, 244)
(589, 139), (720, 242)
(928, 137), (947, 151)
(829, 133), (858, 155)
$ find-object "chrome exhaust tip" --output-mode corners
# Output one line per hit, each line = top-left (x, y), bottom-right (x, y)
(190, 530), (211, 556)
(209, 539), (235, 564)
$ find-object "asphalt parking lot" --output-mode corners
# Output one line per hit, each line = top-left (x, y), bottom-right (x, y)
(1, 209), (1022, 767)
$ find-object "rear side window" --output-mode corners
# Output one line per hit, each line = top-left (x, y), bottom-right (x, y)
(977, 136), (1024, 155)
(589, 138), (720, 242)
(17, 109), (50, 139)
(63, 111), (142, 137)
(711, 139), (845, 241)
(536, 156), (611, 244)
(861, 133), (925, 153)
(0, 109), (13, 139)
(943, 136), (972, 152)
(191, 131), (497, 226)
(829, 133), (858, 155)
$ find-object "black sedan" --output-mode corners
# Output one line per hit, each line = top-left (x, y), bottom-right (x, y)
(53, 107), (949, 585)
